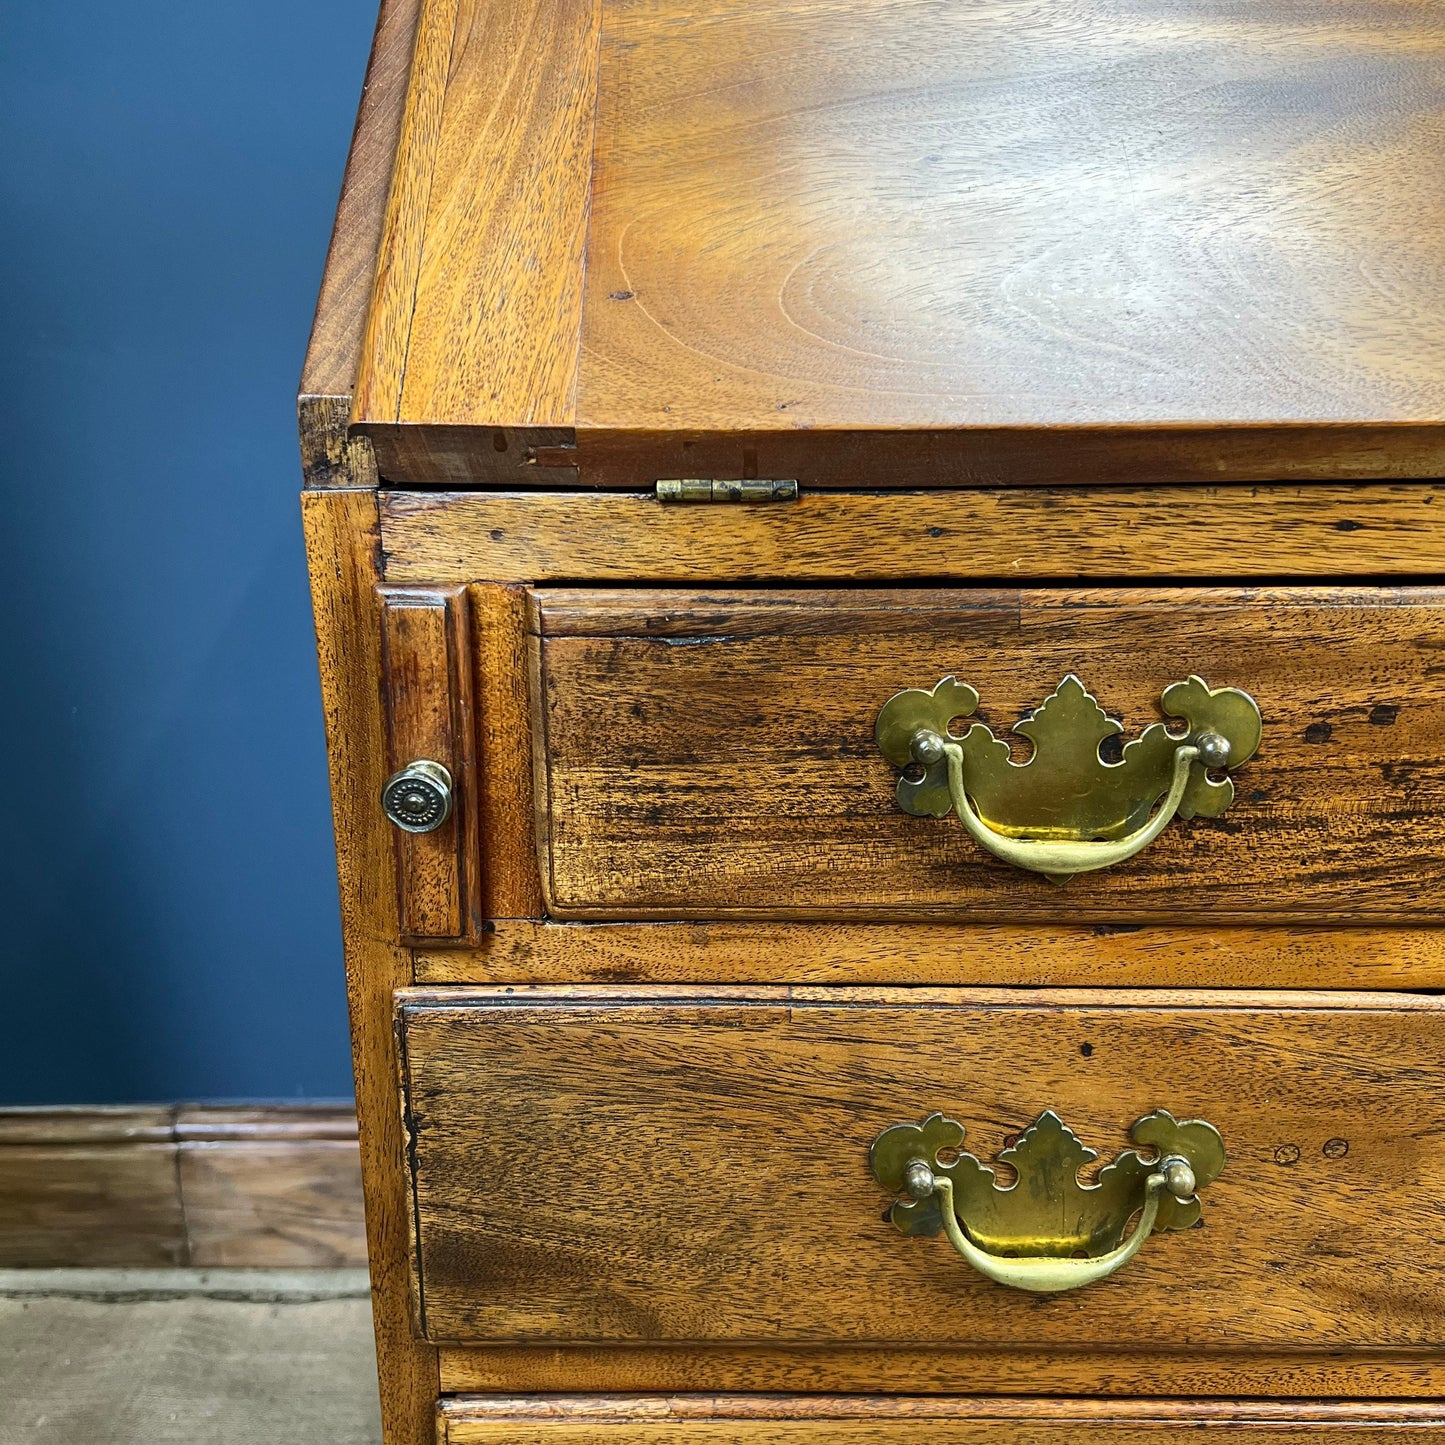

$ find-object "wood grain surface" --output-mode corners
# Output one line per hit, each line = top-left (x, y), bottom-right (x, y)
(351, 0), (599, 483)
(350, 0), (461, 430)
(531, 585), (1445, 922)
(301, 0), (423, 401)
(471, 585), (546, 919)
(438, 1342), (1445, 1399)
(572, 425), (1445, 493)
(380, 585), (480, 940)
(348, 0), (1445, 484)
(0, 1106), (364, 1269)
(400, 986), (1445, 1357)
(299, 0), (421, 489)
(577, 0), (1445, 486)
(315, 4), (1445, 1434)
(440, 1395), (1445, 1441)
(0, 1108), (186, 1268)
(380, 483), (1445, 585)
(175, 1107), (365, 1269)
(303, 489), (438, 1445)
(413, 921), (1445, 991)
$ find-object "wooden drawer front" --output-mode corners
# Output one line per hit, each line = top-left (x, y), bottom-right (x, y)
(401, 987), (1445, 1355)
(531, 586), (1445, 923)
(438, 1397), (1445, 1442)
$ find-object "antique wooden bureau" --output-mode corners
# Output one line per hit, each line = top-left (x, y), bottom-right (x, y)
(301, 0), (1445, 1440)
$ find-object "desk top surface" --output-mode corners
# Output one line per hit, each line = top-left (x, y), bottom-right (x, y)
(346, 0), (1445, 486)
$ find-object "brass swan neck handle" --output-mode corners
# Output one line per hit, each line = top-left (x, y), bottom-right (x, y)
(902, 1152), (1194, 1294)
(917, 728), (1208, 878)
(875, 673), (1262, 880)
(871, 1109), (1226, 1295)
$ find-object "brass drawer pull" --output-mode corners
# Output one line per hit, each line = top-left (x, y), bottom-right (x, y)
(871, 1109), (1225, 1294)
(381, 759), (453, 833)
(875, 673), (1261, 879)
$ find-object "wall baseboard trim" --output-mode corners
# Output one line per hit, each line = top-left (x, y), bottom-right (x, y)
(0, 1105), (366, 1269)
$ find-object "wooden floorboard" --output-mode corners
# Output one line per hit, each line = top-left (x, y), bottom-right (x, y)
(0, 1106), (366, 1268)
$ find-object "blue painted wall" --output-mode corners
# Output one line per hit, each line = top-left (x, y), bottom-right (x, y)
(0, 3), (376, 1101)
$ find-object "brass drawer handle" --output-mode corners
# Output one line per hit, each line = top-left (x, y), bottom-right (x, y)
(871, 1110), (1225, 1294)
(875, 674), (1261, 879)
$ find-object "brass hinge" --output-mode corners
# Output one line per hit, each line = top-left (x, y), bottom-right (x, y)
(655, 478), (798, 503)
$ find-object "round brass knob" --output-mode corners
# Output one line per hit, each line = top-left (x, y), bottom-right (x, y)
(381, 760), (453, 833)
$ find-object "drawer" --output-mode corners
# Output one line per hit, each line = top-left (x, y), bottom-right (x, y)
(530, 586), (1445, 922)
(438, 1397), (1445, 1442)
(400, 986), (1445, 1359)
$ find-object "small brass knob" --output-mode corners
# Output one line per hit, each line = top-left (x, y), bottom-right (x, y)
(381, 760), (453, 833)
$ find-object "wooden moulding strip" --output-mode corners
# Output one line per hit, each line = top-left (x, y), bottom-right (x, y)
(0, 1104), (364, 1269)
(398, 981), (1445, 1010)
(412, 920), (1445, 991)
(436, 1345), (1445, 1400)
(470, 584), (547, 919)
(437, 1394), (1445, 1423)
(378, 482), (1445, 584)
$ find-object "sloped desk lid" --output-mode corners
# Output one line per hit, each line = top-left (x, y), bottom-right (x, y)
(350, 0), (1445, 487)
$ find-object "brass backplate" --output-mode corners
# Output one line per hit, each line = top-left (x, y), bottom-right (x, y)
(875, 673), (1262, 838)
(870, 1109), (1226, 1257)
